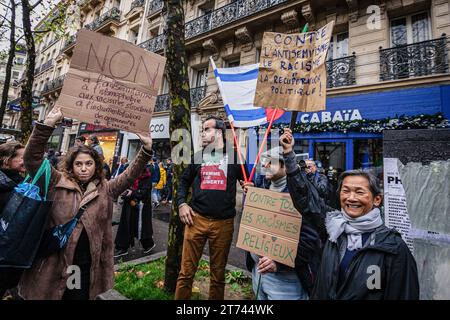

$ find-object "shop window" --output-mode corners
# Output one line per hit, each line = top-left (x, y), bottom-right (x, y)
(314, 142), (346, 176)
(294, 139), (309, 160)
(127, 139), (142, 161)
(47, 135), (61, 151)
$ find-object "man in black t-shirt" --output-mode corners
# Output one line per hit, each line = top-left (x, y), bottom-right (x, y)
(175, 116), (250, 300)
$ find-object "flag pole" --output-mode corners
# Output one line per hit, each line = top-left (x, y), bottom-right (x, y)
(229, 119), (248, 182)
(210, 57), (249, 183)
(249, 23), (309, 182)
(248, 110), (277, 182)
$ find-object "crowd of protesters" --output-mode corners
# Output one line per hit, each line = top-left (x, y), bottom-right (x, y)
(0, 110), (420, 300)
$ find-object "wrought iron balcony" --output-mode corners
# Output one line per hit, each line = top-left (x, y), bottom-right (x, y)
(380, 35), (449, 81)
(154, 86), (208, 112)
(185, 0), (288, 40)
(85, 7), (121, 31)
(139, 34), (166, 52)
(42, 38), (59, 52)
(326, 54), (356, 88)
(190, 86), (207, 107)
(147, 0), (163, 17)
(154, 93), (170, 112)
(40, 59), (54, 72)
(131, 0), (144, 11)
(42, 75), (65, 95)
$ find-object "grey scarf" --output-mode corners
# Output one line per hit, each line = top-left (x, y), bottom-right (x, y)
(325, 208), (383, 251)
(269, 175), (287, 192)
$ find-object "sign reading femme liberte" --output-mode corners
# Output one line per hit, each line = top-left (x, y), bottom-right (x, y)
(254, 21), (334, 112)
(236, 187), (302, 267)
(56, 29), (166, 135)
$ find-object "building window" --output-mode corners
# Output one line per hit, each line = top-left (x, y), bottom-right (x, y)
(161, 76), (169, 94)
(327, 32), (349, 60)
(224, 58), (240, 68)
(12, 71), (19, 80)
(198, 1), (214, 17)
(129, 28), (139, 44)
(390, 12), (430, 46)
(15, 57), (24, 65)
(149, 27), (159, 38)
(192, 67), (207, 88)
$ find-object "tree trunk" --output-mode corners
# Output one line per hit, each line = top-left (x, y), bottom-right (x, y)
(163, 0), (192, 294)
(19, 0), (36, 144)
(0, 0), (16, 127)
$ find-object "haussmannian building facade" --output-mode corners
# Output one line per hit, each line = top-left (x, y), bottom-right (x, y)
(29, 0), (450, 173)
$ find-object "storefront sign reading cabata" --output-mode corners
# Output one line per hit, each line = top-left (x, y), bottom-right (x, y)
(299, 108), (363, 124)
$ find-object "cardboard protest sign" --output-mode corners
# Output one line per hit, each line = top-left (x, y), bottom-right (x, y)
(254, 21), (334, 112)
(56, 29), (166, 134)
(236, 187), (302, 267)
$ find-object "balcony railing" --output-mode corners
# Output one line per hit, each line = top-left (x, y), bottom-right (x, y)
(131, 0), (144, 11)
(40, 59), (54, 72)
(326, 54), (356, 88)
(139, 34), (166, 52)
(154, 93), (170, 112)
(42, 38), (59, 52)
(185, 0), (287, 39)
(147, 0), (163, 17)
(85, 7), (121, 31)
(380, 35), (449, 81)
(190, 86), (207, 107)
(62, 34), (77, 52)
(42, 75), (65, 94)
(154, 86), (208, 112)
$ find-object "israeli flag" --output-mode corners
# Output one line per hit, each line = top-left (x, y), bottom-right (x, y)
(210, 57), (283, 128)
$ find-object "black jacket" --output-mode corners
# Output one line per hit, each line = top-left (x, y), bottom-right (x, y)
(176, 150), (247, 219)
(307, 172), (331, 202)
(283, 151), (419, 300)
(313, 225), (419, 300)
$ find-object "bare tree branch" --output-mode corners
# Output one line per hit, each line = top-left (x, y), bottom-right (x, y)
(30, 0), (43, 11)
(0, 11), (13, 25)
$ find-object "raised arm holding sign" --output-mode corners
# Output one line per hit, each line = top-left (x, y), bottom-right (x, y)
(55, 30), (166, 135)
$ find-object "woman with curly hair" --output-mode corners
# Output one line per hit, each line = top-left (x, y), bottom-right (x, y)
(18, 107), (153, 300)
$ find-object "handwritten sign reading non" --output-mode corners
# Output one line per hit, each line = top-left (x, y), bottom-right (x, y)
(56, 29), (166, 134)
(236, 187), (302, 267)
(254, 21), (334, 112)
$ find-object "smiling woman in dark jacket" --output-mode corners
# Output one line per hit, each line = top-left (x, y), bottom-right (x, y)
(279, 129), (419, 300)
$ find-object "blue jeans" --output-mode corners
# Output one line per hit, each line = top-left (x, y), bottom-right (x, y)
(151, 188), (159, 203)
(252, 266), (309, 300)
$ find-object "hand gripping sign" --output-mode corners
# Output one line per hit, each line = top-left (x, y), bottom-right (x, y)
(56, 29), (166, 135)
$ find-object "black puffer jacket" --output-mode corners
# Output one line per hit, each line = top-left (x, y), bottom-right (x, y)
(283, 151), (419, 300)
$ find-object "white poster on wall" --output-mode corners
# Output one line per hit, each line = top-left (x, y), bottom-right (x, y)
(383, 157), (414, 253)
